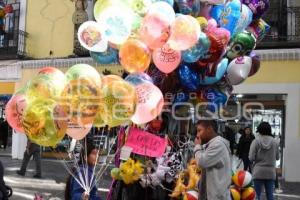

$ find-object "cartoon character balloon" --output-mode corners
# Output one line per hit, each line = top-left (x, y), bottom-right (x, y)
(219, 0), (241, 35)
(226, 31), (256, 60)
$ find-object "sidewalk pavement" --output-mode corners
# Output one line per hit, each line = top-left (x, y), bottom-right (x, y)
(1, 151), (300, 200)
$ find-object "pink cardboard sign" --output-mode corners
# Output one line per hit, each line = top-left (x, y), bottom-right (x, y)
(125, 127), (167, 157)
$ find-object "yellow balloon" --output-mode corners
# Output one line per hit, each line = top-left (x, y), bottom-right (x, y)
(100, 80), (136, 127)
(60, 79), (101, 125)
(22, 99), (67, 147)
(26, 74), (66, 103)
(197, 17), (208, 30)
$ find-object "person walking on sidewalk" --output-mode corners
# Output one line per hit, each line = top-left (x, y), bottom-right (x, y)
(237, 127), (255, 172)
(17, 139), (42, 178)
(249, 122), (279, 200)
(194, 120), (232, 200)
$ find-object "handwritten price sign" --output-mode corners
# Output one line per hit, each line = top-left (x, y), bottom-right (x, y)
(125, 128), (167, 157)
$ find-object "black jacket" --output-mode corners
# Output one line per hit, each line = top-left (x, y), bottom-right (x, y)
(237, 135), (255, 159)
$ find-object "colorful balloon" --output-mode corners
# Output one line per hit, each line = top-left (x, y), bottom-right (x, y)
(22, 99), (67, 147)
(97, 6), (133, 45)
(90, 47), (119, 64)
(167, 15), (201, 51)
(131, 83), (164, 124)
(5, 94), (27, 133)
(230, 187), (241, 200)
(178, 63), (201, 91)
(78, 21), (108, 52)
(232, 170), (253, 188)
(205, 88), (228, 112)
(119, 39), (151, 73)
(139, 13), (171, 49)
(226, 31), (256, 59)
(125, 73), (153, 85)
(38, 67), (65, 80)
(226, 56), (252, 85)
(196, 17), (208, 31)
(241, 0), (269, 19)
(246, 19), (271, 42)
(219, 0), (241, 35)
(241, 187), (256, 200)
(66, 121), (93, 140)
(152, 45), (181, 74)
(248, 52), (260, 77)
(175, 0), (201, 16)
(199, 58), (228, 85)
(182, 32), (211, 63)
(184, 190), (198, 200)
(65, 64), (101, 86)
(232, 4), (253, 36)
(100, 80), (137, 127)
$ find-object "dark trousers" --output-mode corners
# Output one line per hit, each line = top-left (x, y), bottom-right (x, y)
(254, 179), (275, 200)
(242, 156), (252, 173)
(20, 150), (41, 176)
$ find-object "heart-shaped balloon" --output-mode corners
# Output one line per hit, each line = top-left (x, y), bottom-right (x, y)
(226, 56), (252, 85)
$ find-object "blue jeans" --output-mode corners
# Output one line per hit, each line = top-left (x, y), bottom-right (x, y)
(254, 179), (275, 200)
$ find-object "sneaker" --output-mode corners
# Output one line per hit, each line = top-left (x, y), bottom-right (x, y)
(33, 174), (42, 179)
(16, 170), (25, 176)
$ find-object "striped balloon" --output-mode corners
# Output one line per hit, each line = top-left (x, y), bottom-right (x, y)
(241, 187), (256, 200)
(232, 170), (253, 188)
(230, 187), (241, 200)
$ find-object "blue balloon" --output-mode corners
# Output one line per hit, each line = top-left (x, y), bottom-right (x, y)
(182, 32), (211, 63)
(210, 4), (224, 21)
(178, 63), (201, 91)
(90, 47), (119, 64)
(219, 0), (241, 36)
(199, 58), (228, 85)
(173, 92), (189, 104)
(206, 88), (228, 112)
(125, 73), (153, 85)
(232, 4), (253, 36)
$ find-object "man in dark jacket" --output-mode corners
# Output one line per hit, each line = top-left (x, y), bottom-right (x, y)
(16, 139), (42, 178)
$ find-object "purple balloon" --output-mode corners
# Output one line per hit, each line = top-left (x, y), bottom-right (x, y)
(241, 0), (270, 19)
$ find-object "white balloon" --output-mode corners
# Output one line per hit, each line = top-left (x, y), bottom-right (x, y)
(226, 56), (252, 85)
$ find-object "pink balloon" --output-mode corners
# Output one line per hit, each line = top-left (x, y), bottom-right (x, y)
(5, 94), (27, 133)
(208, 27), (231, 46)
(140, 14), (171, 50)
(167, 15), (201, 51)
(207, 18), (218, 31)
(152, 45), (181, 74)
(131, 83), (164, 125)
(66, 121), (92, 140)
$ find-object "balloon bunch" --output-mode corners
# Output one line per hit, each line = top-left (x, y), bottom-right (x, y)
(77, 0), (269, 113)
(5, 65), (166, 146)
(230, 170), (256, 200)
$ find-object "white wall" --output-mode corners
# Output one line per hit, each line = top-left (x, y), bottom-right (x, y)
(234, 83), (300, 182)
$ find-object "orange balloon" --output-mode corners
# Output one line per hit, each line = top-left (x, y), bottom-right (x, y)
(119, 39), (151, 73)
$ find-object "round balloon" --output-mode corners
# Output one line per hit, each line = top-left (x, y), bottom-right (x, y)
(196, 17), (208, 31)
(226, 56), (252, 85)
(65, 64), (101, 86)
(182, 32), (211, 63)
(184, 190), (198, 200)
(241, 187), (256, 200)
(125, 73), (153, 86)
(97, 6), (133, 45)
(90, 47), (119, 64)
(61, 79), (101, 125)
(66, 121), (93, 140)
(100, 80), (137, 127)
(152, 45), (181, 74)
(232, 170), (253, 188)
(5, 94), (27, 133)
(139, 13), (171, 50)
(119, 39), (151, 73)
(241, 0), (269, 19)
(226, 31), (256, 60)
(26, 74), (66, 102)
(230, 187), (241, 200)
(167, 15), (201, 51)
(38, 67), (65, 82)
(78, 21), (108, 52)
(131, 83), (164, 124)
(178, 63), (201, 91)
(22, 99), (67, 147)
